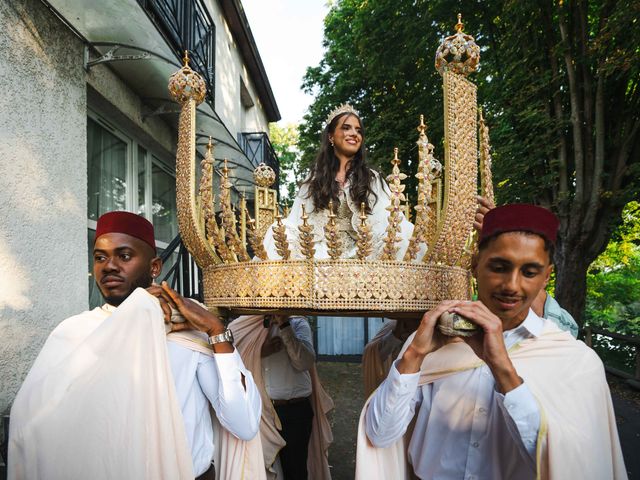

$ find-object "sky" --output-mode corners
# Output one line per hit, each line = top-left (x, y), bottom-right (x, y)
(241, 1), (330, 126)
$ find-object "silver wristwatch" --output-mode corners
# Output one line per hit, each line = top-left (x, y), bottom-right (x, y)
(208, 328), (234, 345)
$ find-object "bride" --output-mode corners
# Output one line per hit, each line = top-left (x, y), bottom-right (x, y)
(264, 104), (416, 260)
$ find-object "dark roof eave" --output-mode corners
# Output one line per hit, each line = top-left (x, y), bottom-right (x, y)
(219, 0), (281, 122)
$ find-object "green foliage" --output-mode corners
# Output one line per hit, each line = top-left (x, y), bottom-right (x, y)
(300, 0), (640, 323)
(269, 123), (304, 207)
(301, 0), (640, 202)
(585, 202), (640, 336)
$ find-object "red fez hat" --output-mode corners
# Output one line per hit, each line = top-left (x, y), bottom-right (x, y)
(95, 211), (156, 251)
(480, 204), (560, 245)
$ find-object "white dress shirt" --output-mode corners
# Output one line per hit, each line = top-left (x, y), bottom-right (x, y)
(167, 338), (261, 476)
(262, 317), (315, 400)
(366, 309), (543, 480)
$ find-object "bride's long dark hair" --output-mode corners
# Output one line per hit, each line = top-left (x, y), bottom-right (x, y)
(302, 112), (379, 213)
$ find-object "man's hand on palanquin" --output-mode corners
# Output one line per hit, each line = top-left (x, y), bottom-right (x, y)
(397, 301), (456, 374)
(146, 281), (226, 336)
(450, 301), (522, 394)
(146, 283), (174, 324)
(474, 195), (495, 232)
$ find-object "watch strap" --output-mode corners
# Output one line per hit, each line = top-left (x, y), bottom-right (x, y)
(278, 320), (291, 330)
(208, 328), (234, 345)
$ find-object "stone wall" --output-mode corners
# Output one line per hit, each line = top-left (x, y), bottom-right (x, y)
(0, 0), (88, 413)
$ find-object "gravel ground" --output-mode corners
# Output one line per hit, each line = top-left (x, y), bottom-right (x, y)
(316, 361), (365, 480)
(316, 361), (640, 479)
(607, 373), (640, 408)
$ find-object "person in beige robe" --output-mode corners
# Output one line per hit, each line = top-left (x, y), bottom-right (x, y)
(8, 211), (263, 480)
(229, 315), (334, 480)
(356, 204), (627, 480)
(362, 319), (420, 397)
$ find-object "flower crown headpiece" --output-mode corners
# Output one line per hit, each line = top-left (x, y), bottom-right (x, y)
(325, 103), (360, 127)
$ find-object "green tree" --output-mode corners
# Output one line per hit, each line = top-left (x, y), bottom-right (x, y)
(300, 1), (463, 190)
(585, 201), (640, 335)
(301, 0), (640, 324)
(269, 123), (303, 207)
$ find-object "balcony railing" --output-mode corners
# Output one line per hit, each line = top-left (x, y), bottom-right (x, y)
(139, 0), (215, 103)
(240, 132), (280, 194)
(159, 234), (203, 302)
(584, 325), (640, 388)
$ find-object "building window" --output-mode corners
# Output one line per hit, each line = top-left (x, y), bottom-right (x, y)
(87, 113), (178, 307)
(138, 144), (149, 217)
(240, 78), (254, 109)
(151, 160), (178, 244)
(87, 117), (129, 220)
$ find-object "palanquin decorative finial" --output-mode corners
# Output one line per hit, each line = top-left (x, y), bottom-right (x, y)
(254, 162), (276, 187)
(381, 148), (407, 261)
(324, 201), (343, 260)
(435, 14), (480, 76)
(170, 17), (492, 317)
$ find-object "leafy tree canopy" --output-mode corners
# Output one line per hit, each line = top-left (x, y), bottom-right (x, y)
(269, 123), (304, 206)
(300, 0), (640, 323)
(586, 201), (640, 335)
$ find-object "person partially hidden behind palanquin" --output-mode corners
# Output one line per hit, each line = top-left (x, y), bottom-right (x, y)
(263, 103), (420, 260)
(229, 312), (333, 480)
(231, 103), (407, 480)
(356, 204), (627, 480)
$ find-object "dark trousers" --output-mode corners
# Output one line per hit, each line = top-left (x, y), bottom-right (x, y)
(274, 397), (314, 480)
(195, 463), (215, 480)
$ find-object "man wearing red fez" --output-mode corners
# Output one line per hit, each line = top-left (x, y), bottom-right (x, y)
(356, 204), (626, 480)
(9, 211), (264, 480)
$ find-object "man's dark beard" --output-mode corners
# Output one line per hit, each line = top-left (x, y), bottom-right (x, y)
(99, 272), (154, 306)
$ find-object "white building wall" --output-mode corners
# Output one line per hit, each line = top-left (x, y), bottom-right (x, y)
(209, 0), (270, 139)
(0, 0), (179, 415)
(0, 0), (88, 414)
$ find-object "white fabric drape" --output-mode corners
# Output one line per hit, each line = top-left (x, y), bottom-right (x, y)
(367, 318), (386, 340)
(9, 289), (194, 480)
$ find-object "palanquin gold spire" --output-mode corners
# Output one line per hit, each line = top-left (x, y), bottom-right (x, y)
(272, 212), (291, 260)
(169, 51), (219, 266)
(245, 207), (268, 260)
(324, 201), (343, 260)
(404, 115), (434, 262)
(220, 159), (250, 261)
(171, 16), (490, 317)
(356, 202), (373, 260)
(457, 108), (496, 272)
(479, 109), (495, 207)
(298, 205), (316, 259)
(381, 148), (407, 261)
(197, 139), (234, 263)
